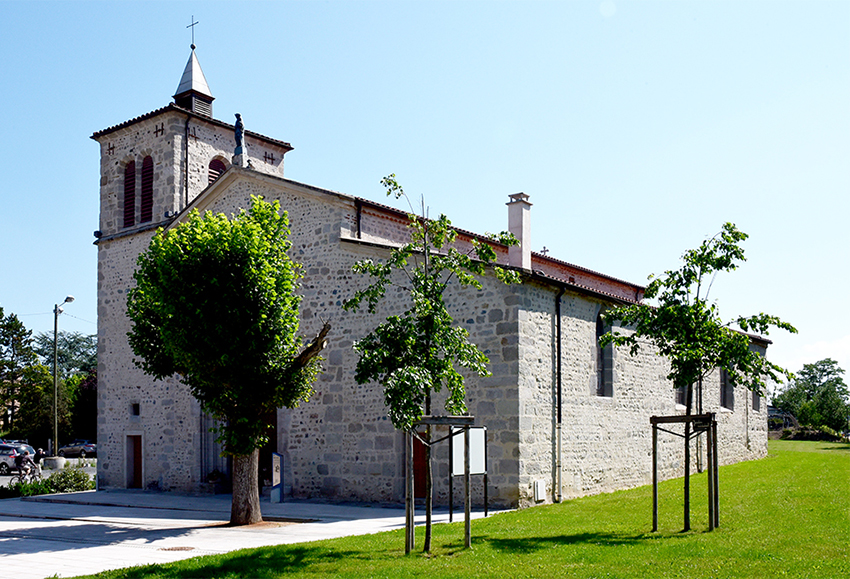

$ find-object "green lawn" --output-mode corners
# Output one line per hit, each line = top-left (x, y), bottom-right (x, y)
(80, 440), (849, 578)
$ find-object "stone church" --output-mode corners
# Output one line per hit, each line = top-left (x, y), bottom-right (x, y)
(93, 47), (770, 508)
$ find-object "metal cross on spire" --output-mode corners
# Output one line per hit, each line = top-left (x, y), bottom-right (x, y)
(187, 15), (199, 49)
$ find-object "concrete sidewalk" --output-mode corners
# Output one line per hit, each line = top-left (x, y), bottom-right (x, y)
(0, 489), (496, 579)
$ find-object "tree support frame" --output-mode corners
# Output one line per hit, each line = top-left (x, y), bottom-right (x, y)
(651, 413), (718, 532)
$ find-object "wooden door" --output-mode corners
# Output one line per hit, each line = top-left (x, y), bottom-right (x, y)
(127, 435), (142, 488)
(413, 436), (427, 498)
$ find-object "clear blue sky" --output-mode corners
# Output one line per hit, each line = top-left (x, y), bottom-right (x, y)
(1, 1), (847, 393)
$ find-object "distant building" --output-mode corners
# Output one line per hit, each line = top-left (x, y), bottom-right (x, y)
(92, 47), (769, 507)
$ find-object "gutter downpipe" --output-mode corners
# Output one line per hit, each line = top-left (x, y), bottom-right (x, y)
(184, 115), (191, 209)
(555, 286), (565, 502)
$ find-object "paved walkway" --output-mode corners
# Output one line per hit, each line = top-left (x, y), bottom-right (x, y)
(0, 489), (494, 578)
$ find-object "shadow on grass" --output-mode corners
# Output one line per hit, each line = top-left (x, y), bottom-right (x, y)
(818, 443), (850, 452)
(462, 530), (683, 555)
(108, 545), (359, 578)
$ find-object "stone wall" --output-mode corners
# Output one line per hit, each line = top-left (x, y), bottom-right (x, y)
(194, 177), (527, 506)
(95, 118), (768, 507)
(94, 110), (288, 239)
(513, 282), (768, 506)
(96, 231), (204, 491)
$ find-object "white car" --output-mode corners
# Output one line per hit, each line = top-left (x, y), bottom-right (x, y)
(0, 444), (20, 475)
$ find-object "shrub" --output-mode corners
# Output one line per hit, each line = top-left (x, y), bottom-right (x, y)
(0, 477), (54, 498)
(818, 425), (840, 439)
(0, 484), (21, 499)
(12, 478), (55, 497)
(0, 466), (92, 499)
(50, 465), (94, 493)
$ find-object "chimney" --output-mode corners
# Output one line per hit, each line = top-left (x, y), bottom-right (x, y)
(507, 192), (532, 270)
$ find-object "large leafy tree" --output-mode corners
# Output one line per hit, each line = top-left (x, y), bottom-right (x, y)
(600, 222), (796, 530)
(343, 175), (519, 552)
(33, 331), (98, 442)
(68, 370), (98, 442)
(773, 359), (849, 432)
(127, 196), (329, 525)
(33, 331), (97, 379)
(9, 364), (72, 446)
(0, 308), (38, 429)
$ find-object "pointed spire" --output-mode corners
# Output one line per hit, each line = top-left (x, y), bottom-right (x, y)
(173, 45), (214, 116)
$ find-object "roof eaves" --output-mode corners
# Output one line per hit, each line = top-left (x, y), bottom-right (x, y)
(93, 219), (171, 245)
(91, 104), (294, 152)
(532, 252), (646, 291)
(527, 269), (642, 305)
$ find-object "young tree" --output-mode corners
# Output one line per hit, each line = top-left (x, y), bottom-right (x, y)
(127, 196), (330, 525)
(600, 222), (796, 530)
(0, 308), (38, 429)
(343, 175), (519, 552)
(773, 359), (849, 432)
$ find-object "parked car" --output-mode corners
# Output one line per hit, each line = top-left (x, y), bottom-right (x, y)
(10, 443), (36, 460)
(0, 444), (20, 475)
(58, 440), (97, 458)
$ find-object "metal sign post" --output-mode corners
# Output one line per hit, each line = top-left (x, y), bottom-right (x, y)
(271, 452), (283, 503)
(449, 426), (488, 522)
(407, 416), (476, 552)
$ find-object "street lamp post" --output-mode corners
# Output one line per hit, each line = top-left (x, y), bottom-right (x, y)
(53, 295), (74, 456)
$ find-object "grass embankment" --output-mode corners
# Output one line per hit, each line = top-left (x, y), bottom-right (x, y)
(80, 440), (849, 578)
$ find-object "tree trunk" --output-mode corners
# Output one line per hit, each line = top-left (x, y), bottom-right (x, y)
(683, 383), (692, 532)
(696, 377), (704, 473)
(230, 448), (262, 526)
(423, 390), (433, 553)
(424, 425), (433, 553)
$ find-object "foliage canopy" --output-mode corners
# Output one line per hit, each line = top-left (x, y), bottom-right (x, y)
(343, 175), (520, 430)
(127, 195), (325, 453)
(0, 307), (38, 427)
(0, 308), (84, 444)
(33, 331), (97, 378)
(600, 222), (797, 403)
(773, 358), (849, 431)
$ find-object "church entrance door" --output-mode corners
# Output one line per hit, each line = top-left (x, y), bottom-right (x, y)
(126, 435), (142, 488)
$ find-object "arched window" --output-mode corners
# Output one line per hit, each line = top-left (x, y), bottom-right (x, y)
(123, 161), (136, 228)
(140, 156), (154, 223)
(596, 313), (613, 397)
(209, 159), (227, 185)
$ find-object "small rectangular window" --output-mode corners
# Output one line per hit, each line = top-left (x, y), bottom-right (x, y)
(675, 386), (686, 406)
(131, 403), (140, 416)
(752, 390), (761, 412)
(596, 314), (613, 397)
(720, 370), (734, 411)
